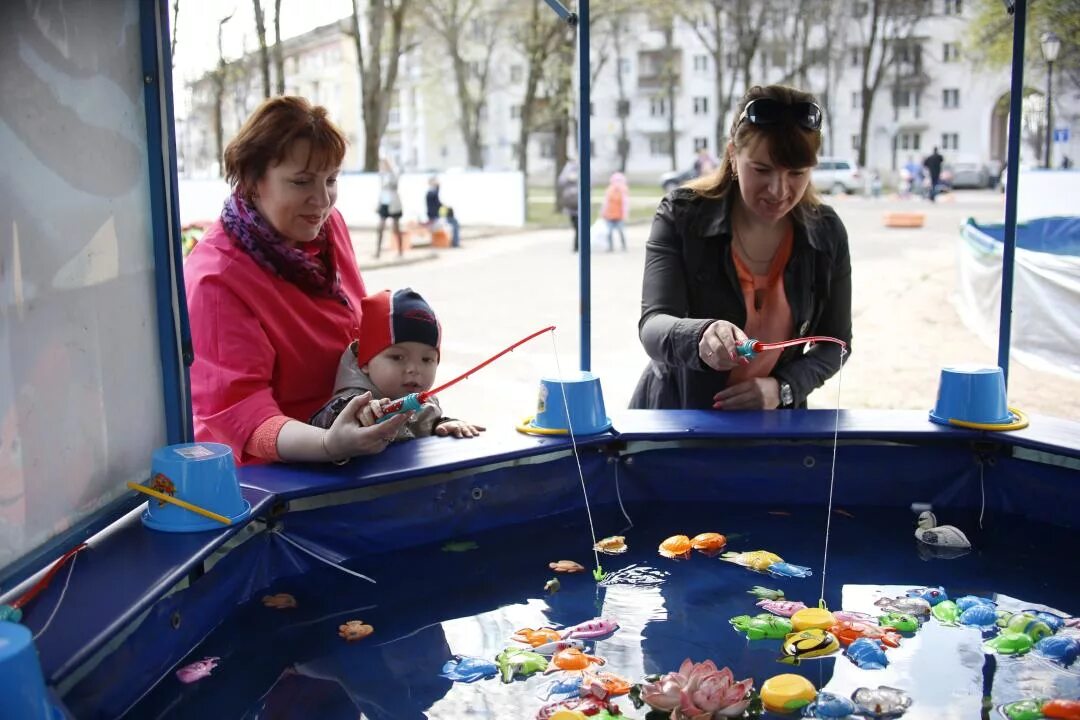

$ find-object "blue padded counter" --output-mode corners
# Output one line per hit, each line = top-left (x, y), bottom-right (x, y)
(28, 486), (274, 686)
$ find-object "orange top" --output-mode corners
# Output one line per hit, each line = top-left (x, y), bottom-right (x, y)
(726, 227), (794, 386)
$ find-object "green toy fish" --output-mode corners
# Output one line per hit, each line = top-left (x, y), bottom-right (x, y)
(932, 600), (959, 624)
(878, 612), (920, 633)
(748, 586), (785, 600)
(985, 631), (1034, 656)
(730, 613), (793, 640)
(441, 540), (479, 553)
(495, 647), (548, 682)
(779, 629), (840, 665)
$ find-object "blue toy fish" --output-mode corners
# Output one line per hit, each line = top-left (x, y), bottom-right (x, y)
(536, 673), (583, 701)
(1020, 609), (1067, 633)
(768, 562), (813, 578)
(958, 604), (998, 628)
(1034, 635), (1080, 666)
(439, 655), (498, 683)
(904, 586), (948, 606)
(954, 595), (995, 612)
(803, 691), (858, 718)
(846, 637), (888, 670)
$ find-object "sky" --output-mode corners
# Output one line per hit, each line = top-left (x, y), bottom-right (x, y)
(171, 0), (354, 83)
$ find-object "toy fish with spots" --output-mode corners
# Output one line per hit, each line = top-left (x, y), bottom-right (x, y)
(779, 628), (840, 665)
(729, 613), (794, 640)
(495, 647), (549, 682)
(1035, 635), (1080, 666)
(559, 617), (619, 640)
(756, 599), (808, 617)
(904, 585), (948, 606)
(877, 612), (920, 633)
(722, 550), (811, 578)
(803, 692), (858, 719)
(846, 637), (888, 670)
(748, 586), (785, 600)
(958, 604), (998, 628)
(874, 595), (930, 616)
(543, 647), (605, 674)
(954, 595), (995, 612)
(579, 670), (632, 699)
(984, 631), (1034, 656)
(531, 638), (586, 656)
(439, 655), (498, 683)
(536, 673), (583, 700)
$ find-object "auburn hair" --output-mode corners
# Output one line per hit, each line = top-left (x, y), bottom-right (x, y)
(685, 84), (823, 213)
(223, 96), (347, 198)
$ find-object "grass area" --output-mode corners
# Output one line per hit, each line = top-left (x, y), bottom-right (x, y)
(526, 183), (662, 228)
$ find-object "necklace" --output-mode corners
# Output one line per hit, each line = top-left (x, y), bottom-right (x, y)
(733, 226), (779, 265)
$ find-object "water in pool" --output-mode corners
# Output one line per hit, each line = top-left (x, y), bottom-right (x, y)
(130, 502), (1080, 719)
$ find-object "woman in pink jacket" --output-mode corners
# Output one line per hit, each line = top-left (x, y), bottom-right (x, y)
(185, 97), (409, 465)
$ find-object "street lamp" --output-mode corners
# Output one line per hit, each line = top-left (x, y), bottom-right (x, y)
(1041, 31), (1061, 168)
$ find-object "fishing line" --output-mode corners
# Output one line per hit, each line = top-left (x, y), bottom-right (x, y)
(32, 552), (79, 641)
(273, 527), (376, 584)
(818, 347), (848, 608)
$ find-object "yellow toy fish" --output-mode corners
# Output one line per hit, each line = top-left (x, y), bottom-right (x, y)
(779, 629), (840, 665)
(594, 536), (628, 555)
(722, 550), (783, 572)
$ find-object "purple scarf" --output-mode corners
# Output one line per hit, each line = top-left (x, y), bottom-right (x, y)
(221, 192), (348, 305)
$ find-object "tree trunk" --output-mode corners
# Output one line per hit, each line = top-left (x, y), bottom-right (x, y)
(252, 0), (271, 98)
(662, 20), (677, 171)
(273, 0), (285, 95)
(612, 15), (629, 172)
(351, 0), (411, 171)
(170, 0), (179, 67)
(213, 13), (234, 177)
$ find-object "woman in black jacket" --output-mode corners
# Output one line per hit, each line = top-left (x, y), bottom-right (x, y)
(631, 85), (852, 410)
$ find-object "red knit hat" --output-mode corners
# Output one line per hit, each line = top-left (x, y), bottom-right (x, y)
(355, 288), (442, 368)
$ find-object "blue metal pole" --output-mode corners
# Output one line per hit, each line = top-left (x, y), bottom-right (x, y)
(997, 0), (1026, 387)
(577, 0), (591, 371)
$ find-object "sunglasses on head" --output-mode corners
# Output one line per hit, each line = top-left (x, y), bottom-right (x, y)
(737, 98), (823, 131)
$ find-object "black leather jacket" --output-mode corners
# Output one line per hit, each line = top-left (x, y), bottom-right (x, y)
(630, 188), (852, 409)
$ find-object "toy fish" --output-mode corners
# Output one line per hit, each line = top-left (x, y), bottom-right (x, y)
(997, 698), (1049, 720)
(439, 655), (498, 683)
(338, 620), (373, 641)
(690, 532), (727, 554)
(544, 578), (561, 594)
(261, 593), (297, 609)
(536, 673), (582, 700)
(768, 561), (813, 578)
(1004, 613), (1053, 641)
(514, 627), (561, 646)
(176, 657), (219, 684)
(748, 586), (785, 600)
(757, 599), (808, 617)
(830, 620), (901, 648)
(877, 612), (920, 633)
(904, 585), (948, 606)
(559, 617), (619, 640)
(958, 604), (997, 628)
(722, 550), (783, 571)
(931, 599), (959, 624)
(1034, 635), (1080, 666)
(803, 691), (857, 719)
(874, 596), (930, 616)
(1042, 699), (1080, 719)
(579, 669), (632, 699)
(593, 536), (627, 555)
(833, 610), (876, 624)
(549, 560), (585, 573)
(495, 646), (548, 683)
(537, 696), (619, 720)
(954, 595), (995, 612)
(984, 631), (1034, 656)
(729, 613), (793, 640)
(658, 534), (692, 559)
(441, 540), (478, 552)
(779, 628), (840, 665)
(531, 638), (586, 656)
(851, 685), (912, 719)
(1019, 609), (1066, 632)
(846, 637), (888, 670)
(543, 647), (605, 673)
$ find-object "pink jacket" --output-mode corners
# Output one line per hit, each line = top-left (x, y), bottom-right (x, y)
(185, 209), (366, 463)
(600, 173), (630, 222)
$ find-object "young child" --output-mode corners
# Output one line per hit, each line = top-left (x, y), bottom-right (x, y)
(600, 172), (629, 252)
(310, 288), (484, 440)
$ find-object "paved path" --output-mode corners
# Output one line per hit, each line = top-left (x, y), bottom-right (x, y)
(355, 190), (1079, 430)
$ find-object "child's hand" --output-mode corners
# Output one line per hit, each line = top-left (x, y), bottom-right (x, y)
(434, 420), (486, 438)
(356, 397), (392, 427)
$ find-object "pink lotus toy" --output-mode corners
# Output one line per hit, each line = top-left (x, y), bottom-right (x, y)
(640, 658), (753, 719)
(176, 657), (219, 684)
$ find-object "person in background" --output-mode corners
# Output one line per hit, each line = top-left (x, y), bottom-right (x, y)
(310, 288), (484, 439)
(185, 96), (410, 465)
(600, 172), (630, 252)
(425, 176), (461, 248)
(694, 147), (718, 177)
(923, 146), (944, 203)
(631, 84), (852, 411)
(376, 156), (404, 258)
(557, 158), (580, 252)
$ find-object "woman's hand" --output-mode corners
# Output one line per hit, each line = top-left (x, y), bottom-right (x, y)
(434, 420), (486, 438)
(698, 320), (751, 371)
(712, 378), (781, 410)
(324, 393), (410, 460)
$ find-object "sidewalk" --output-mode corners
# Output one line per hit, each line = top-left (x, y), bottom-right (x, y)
(347, 225), (518, 270)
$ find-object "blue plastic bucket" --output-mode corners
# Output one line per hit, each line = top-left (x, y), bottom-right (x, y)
(0, 621), (63, 719)
(530, 371), (612, 435)
(142, 443), (251, 532)
(929, 364), (1012, 426)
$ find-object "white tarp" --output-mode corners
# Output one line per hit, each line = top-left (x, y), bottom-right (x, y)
(955, 219), (1080, 380)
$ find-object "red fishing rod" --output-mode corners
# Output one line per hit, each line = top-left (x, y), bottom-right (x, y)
(378, 326), (556, 420)
(736, 335), (848, 358)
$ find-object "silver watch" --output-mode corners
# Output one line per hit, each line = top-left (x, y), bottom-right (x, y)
(778, 381), (794, 408)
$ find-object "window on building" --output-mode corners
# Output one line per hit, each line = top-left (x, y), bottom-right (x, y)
(510, 105), (522, 119)
(616, 99), (630, 117)
(694, 54), (708, 73)
(693, 97), (708, 115)
(540, 138), (555, 158)
(852, 134), (861, 151)
(649, 135), (672, 156)
(694, 137), (708, 151)
(894, 89), (912, 108)
(943, 42), (960, 62)
(943, 88), (960, 108)
(650, 97), (668, 117)
(619, 58), (631, 76)
(943, 0), (962, 15)
(510, 65), (523, 83)
(942, 132), (959, 150)
(898, 132), (921, 151)
(851, 90), (862, 109)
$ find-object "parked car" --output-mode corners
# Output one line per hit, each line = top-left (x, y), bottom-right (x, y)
(942, 156), (994, 189)
(812, 157), (861, 194)
(660, 168), (697, 192)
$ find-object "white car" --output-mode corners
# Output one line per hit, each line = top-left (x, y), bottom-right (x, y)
(813, 157), (862, 194)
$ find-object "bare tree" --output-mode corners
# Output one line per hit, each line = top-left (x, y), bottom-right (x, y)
(273, 0), (285, 95)
(252, 0), (271, 98)
(350, 0), (412, 171)
(170, 0), (180, 67)
(212, 12), (236, 177)
(422, 0), (505, 168)
(610, 10), (631, 171)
